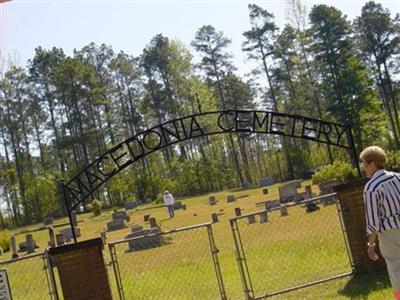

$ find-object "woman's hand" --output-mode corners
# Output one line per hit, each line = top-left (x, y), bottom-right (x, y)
(367, 246), (379, 261)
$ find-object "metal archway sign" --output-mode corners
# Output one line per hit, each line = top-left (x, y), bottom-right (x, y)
(61, 109), (360, 241)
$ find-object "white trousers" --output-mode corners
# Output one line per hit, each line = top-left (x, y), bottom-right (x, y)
(379, 229), (400, 291)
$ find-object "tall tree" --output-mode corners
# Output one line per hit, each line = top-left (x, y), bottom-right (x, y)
(242, 4), (295, 179)
(310, 4), (385, 153)
(355, 1), (400, 148)
(192, 25), (245, 185)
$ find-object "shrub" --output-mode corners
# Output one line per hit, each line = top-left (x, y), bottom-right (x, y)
(0, 230), (10, 252)
(386, 150), (400, 172)
(86, 200), (103, 217)
(312, 161), (357, 184)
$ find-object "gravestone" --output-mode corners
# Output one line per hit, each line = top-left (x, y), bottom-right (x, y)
(107, 220), (125, 232)
(131, 225), (143, 233)
(43, 217), (54, 226)
(211, 213), (219, 223)
(262, 188), (269, 195)
(149, 217), (158, 229)
(173, 202), (183, 210)
(125, 202), (137, 210)
(26, 234), (36, 253)
(208, 196), (216, 206)
(48, 227), (56, 248)
(10, 236), (18, 259)
(226, 195), (235, 203)
(259, 178), (275, 187)
(19, 234), (38, 253)
(112, 211), (128, 221)
(125, 228), (162, 251)
(259, 211), (268, 223)
(306, 202), (320, 213)
(144, 214), (151, 222)
(264, 200), (281, 211)
(235, 207), (241, 217)
(242, 182), (251, 189)
(60, 227), (81, 242)
(280, 204), (289, 217)
(56, 234), (65, 246)
(278, 181), (302, 202)
(318, 179), (340, 195)
(305, 185), (313, 199)
(247, 215), (256, 224)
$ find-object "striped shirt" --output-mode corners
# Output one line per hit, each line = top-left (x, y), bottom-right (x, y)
(364, 169), (400, 235)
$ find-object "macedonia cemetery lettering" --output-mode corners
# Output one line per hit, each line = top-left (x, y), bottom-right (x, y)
(64, 110), (352, 208)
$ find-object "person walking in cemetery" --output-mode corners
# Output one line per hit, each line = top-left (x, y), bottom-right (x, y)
(163, 190), (175, 218)
(361, 146), (400, 299)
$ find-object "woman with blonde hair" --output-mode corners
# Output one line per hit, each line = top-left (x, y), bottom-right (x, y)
(361, 146), (400, 299)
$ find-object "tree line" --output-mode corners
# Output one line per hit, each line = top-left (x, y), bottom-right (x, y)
(0, 1), (399, 227)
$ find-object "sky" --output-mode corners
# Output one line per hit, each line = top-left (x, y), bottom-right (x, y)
(0, 0), (399, 77)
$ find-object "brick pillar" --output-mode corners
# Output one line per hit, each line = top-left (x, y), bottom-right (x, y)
(48, 238), (113, 300)
(334, 179), (386, 274)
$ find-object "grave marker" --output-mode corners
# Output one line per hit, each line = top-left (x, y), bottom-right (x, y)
(259, 211), (268, 223)
(211, 213), (218, 223)
(10, 236), (18, 259)
(56, 234), (65, 246)
(280, 204), (289, 217)
(208, 196), (216, 206)
(247, 215), (256, 224)
(235, 207), (241, 217)
(226, 195), (235, 203)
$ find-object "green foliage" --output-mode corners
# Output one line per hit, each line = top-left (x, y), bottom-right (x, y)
(0, 231), (10, 252)
(312, 161), (358, 184)
(25, 173), (58, 222)
(86, 200), (103, 217)
(386, 150), (400, 171)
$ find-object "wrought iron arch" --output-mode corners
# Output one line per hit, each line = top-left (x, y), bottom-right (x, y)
(61, 109), (361, 241)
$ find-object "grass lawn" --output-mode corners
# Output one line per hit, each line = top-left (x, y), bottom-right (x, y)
(0, 180), (394, 299)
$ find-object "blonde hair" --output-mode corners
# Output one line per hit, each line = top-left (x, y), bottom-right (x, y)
(359, 146), (387, 169)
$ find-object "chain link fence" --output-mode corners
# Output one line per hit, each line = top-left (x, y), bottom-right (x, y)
(108, 223), (226, 300)
(0, 252), (56, 300)
(230, 194), (353, 299)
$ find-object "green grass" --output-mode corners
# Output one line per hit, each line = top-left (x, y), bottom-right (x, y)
(0, 180), (394, 299)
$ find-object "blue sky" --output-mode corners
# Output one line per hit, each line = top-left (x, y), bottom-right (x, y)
(1, 0), (399, 76)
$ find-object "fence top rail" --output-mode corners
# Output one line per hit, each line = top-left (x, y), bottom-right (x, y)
(0, 252), (45, 265)
(230, 193), (338, 222)
(109, 222), (212, 246)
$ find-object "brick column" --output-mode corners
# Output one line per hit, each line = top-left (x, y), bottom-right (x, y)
(48, 238), (113, 300)
(334, 179), (386, 274)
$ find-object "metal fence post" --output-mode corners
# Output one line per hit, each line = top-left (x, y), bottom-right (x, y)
(42, 252), (59, 300)
(335, 194), (356, 273)
(109, 243), (125, 300)
(230, 219), (254, 300)
(206, 224), (227, 300)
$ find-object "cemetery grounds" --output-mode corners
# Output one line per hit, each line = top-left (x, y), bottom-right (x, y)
(2, 180), (393, 299)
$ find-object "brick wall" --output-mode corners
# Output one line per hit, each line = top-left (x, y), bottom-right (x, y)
(48, 238), (113, 300)
(334, 179), (386, 274)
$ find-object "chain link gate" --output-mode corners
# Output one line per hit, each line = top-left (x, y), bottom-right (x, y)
(0, 252), (58, 300)
(230, 194), (354, 299)
(108, 222), (226, 300)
